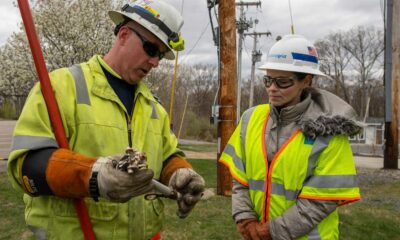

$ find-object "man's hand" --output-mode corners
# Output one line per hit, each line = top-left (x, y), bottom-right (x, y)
(94, 155), (154, 202)
(168, 168), (205, 218)
(255, 222), (272, 240)
(236, 219), (272, 240)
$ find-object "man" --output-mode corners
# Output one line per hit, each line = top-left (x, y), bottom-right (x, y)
(7, 1), (205, 239)
(220, 35), (361, 239)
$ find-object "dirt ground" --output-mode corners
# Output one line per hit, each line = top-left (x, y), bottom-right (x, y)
(184, 150), (216, 160)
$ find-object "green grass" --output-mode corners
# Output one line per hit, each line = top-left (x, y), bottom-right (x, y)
(338, 180), (400, 240)
(162, 159), (239, 239)
(0, 172), (34, 239)
(178, 143), (217, 153)
(1, 160), (400, 239)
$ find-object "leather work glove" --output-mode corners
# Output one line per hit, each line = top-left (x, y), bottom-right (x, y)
(93, 155), (154, 203)
(236, 219), (272, 240)
(168, 168), (205, 218)
(255, 222), (272, 240)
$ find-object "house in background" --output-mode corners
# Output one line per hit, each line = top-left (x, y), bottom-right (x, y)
(350, 117), (384, 156)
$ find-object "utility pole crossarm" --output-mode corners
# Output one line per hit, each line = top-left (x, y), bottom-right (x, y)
(244, 32), (272, 37)
(235, 1), (261, 7)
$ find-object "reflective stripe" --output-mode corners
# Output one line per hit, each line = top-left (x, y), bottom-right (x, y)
(240, 107), (256, 164)
(305, 135), (332, 180)
(271, 182), (300, 201)
(69, 65), (91, 105)
(11, 135), (58, 151)
(248, 180), (301, 201)
(224, 144), (245, 171)
(150, 102), (158, 119)
(304, 175), (358, 188)
(248, 179), (264, 191)
(308, 227), (321, 240)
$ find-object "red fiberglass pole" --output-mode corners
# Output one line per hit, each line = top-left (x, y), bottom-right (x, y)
(17, 0), (96, 239)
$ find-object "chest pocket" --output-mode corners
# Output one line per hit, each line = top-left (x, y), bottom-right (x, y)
(68, 65), (127, 156)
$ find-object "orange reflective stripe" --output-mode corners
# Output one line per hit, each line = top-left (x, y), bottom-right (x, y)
(219, 159), (249, 186)
(298, 194), (361, 203)
(260, 111), (269, 223)
(263, 129), (302, 223)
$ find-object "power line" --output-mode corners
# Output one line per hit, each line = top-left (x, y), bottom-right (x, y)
(288, 0), (295, 34)
(179, 21), (210, 63)
(180, 0), (184, 14)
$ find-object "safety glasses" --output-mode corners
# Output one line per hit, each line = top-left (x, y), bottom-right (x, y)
(127, 27), (165, 60)
(263, 75), (297, 89)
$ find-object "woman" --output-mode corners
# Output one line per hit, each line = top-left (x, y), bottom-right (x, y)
(220, 35), (362, 240)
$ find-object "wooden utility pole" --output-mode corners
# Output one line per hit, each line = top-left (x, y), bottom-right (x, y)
(384, 0), (399, 169)
(217, 0), (237, 195)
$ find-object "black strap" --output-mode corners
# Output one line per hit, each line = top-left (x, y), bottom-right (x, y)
(22, 148), (57, 195)
(121, 4), (179, 42)
(89, 172), (100, 202)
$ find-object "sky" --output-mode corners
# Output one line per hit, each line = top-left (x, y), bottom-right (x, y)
(0, 0), (385, 78)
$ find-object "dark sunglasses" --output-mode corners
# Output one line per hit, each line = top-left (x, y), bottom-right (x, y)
(263, 75), (297, 89)
(127, 27), (165, 60)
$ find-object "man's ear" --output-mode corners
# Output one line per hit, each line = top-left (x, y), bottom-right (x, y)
(116, 27), (130, 45)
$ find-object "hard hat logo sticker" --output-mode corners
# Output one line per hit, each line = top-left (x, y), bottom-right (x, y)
(270, 54), (287, 59)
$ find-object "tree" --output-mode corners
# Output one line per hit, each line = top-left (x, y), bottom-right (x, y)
(0, 0), (120, 108)
(315, 32), (352, 102)
(343, 26), (384, 118)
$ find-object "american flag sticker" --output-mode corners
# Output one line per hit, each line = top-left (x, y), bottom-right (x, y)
(307, 46), (317, 56)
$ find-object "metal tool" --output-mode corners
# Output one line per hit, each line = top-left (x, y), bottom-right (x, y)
(114, 147), (147, 173)
(145, 179), (180, 200)
(116, 147), (179, 200)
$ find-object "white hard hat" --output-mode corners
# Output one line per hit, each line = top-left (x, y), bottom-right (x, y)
(109, 0), (184, 60)
(259, 34), (325, 76)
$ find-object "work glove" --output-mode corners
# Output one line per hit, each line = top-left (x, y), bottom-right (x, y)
(168, 168), (205, 218)
(236, 219), (272, 240)
(255, 222), (272, 240)
(93, 155), (154, 203)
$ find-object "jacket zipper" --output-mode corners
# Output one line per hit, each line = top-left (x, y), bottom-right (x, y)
(125, 94), (139, 148)
(126, 115), (132, 148)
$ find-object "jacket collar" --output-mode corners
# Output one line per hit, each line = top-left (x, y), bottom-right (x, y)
(270, 92), (311, 127)
(88, 55), (157, 104)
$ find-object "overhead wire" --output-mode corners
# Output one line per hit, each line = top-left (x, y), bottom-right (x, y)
(288, 0), (295, 34)
(288, 0), (294, 34)
(180, 0), (184, 14)
(179, 21), (210, 63)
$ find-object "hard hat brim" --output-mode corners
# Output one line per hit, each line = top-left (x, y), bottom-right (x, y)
(109, 10), (175, 60)
(258, 62), (326, 77)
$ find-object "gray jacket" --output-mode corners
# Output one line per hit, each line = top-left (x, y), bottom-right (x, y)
(232, 88), (362, 239)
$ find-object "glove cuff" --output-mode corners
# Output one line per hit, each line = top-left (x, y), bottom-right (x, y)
(160, 155), (192, 185)
(46, 149), (97, 198)
(237, 218), (258, 228)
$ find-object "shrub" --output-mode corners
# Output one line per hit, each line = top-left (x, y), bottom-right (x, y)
(0, 99), (17, 119)
(184, 111), (217, 141)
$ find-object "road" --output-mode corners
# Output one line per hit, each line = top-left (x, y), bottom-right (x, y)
(0, 120), (15, 172)
(0, 120), (399, 173)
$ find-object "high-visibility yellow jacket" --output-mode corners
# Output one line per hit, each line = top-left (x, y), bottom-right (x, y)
(220, 104), (361, 239)
(7, 55), (180, 240)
